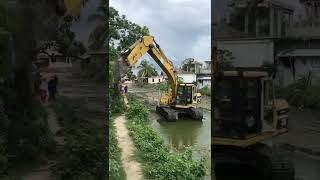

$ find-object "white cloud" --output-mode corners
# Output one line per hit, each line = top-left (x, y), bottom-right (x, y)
(192, 34), (211, 61)
(110, 0), (211, 66)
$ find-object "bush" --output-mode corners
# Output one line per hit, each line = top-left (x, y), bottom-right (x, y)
(157, 82), (167, 91)
(109, 93), (126, 116)
(54, 124), (106, 180)
(51, 97), (107, 180)
(127, 99), (206, 180)
(127, 100), (149, 123)
(198, 86), (211, 97)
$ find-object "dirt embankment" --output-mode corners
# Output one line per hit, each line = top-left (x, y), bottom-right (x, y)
(114, 114), (144, 180)
(127, 84), (211, 110)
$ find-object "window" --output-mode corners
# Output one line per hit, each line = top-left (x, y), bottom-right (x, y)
(159, 79), (161, 82)
(152, 78), (154, 82)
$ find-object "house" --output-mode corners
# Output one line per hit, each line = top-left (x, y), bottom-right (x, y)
(181, 58), (202, 74)
(178, 73), (197, 83)
(197, 61), (211, 89)
(215, 0), (320, 87)
(147, 76), (165, 84)
(35, 49), (72, 70)
(276, 39), (320, 86)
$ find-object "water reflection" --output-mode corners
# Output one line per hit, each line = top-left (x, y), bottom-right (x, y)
(155, 119), (202, 150)
(150, 109), (211, 153)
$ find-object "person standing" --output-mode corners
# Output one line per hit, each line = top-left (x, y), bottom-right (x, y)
(124, 85), (128, 94)
(40, 78), (48, 103)
(53, 75), (58, 95)
(48, 77), (55, 101)
(120, 84), (125, 95)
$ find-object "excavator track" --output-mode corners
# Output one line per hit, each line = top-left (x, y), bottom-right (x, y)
(213, 143), (294, 180)
(156, 105), (178, 121)
(189, 107), (203, 120)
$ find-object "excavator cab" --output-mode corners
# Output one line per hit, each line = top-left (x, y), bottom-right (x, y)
(176, 84), (196, 105)
(213, 70), (289, 143)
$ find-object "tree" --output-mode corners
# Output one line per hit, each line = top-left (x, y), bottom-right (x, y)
(108, 7), (149, 51)
(215, 49), (234, 72)
(108, 6), (150, 93)
(137, 60), (158, 82)
(127, 69), (136, 80)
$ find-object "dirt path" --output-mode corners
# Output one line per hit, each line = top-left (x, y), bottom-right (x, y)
(114, 97), (144, 180)
(21, 107), (62, 180)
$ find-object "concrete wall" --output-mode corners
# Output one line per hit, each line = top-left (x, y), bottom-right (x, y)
(197, 78), (211, 89)
(217, 39), (274, 67)
(276, 57), (320, 87)
(177, 74), (197, 83)
(148, 76), (164, 84)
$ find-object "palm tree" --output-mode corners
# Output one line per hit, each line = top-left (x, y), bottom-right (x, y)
(137, 60), (157, 83)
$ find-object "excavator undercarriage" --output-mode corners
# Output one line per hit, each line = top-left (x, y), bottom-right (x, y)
(156, 105), (203, 121)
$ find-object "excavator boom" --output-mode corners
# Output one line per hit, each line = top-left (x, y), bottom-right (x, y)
(119, 35), (203, 121)
(123, 36), (178, 103)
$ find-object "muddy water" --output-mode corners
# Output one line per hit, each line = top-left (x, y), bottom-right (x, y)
(149, 109), (211, 159)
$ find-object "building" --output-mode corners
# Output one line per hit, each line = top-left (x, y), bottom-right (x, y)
(181, 58), (202, 74)
(148, 76), (165, 84)
(276, 39), (320, 86)
(197, 61), (212, 89)
(215, 0), (320, 87)
(35, 49), (73, 70)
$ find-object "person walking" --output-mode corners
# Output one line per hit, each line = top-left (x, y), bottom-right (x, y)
(40, 78), (48, 104)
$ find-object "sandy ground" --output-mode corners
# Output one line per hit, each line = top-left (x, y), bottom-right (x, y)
(114, 112), (144, 180)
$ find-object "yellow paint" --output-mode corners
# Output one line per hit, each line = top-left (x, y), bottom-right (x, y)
(64, 0), (83, 17)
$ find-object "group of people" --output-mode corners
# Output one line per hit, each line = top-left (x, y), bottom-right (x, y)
(35, 73), (59, 104)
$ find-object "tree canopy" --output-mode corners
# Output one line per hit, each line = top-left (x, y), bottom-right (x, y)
(138, 60), (158, 79)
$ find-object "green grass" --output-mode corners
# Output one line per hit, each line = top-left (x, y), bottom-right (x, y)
(126, 98), (206, 180)
(50, 96), (107, 180)
(198, 85), (211, 97)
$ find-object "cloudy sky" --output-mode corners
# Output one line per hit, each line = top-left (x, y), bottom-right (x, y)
(110, 0), (211, 67)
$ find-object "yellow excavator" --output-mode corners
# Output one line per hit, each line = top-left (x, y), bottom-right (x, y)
(212, 46), (294, 180)
(120, 36), (203, 121)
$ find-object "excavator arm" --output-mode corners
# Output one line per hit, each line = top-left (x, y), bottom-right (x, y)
(122, 36), (178, 103)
